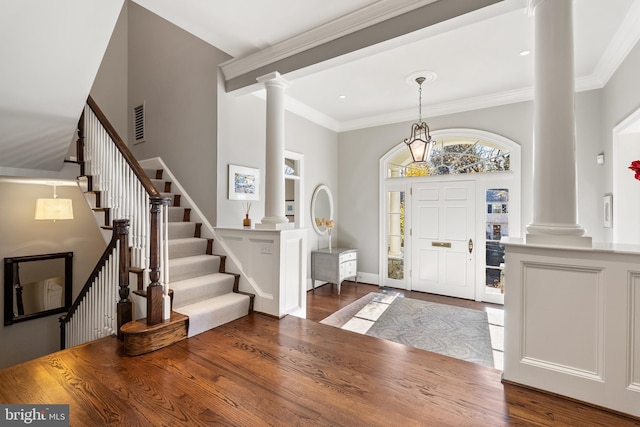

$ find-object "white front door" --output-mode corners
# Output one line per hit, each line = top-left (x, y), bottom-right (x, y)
(411, 181), (476, 299)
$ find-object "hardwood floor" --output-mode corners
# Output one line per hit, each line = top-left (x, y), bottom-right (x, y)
(0, 282), (638, 426)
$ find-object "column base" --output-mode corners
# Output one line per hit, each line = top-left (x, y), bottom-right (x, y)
(525, 233), (592, 248)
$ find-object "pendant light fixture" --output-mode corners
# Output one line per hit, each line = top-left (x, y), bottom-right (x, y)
(404, 76), (435, 163)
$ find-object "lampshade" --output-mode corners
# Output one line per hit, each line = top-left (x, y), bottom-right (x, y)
(35, 198), (74, 220)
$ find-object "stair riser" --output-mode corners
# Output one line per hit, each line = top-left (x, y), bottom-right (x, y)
(169, 258), (221, 282)
(168, 207), (186, 222)
(168, 239), (208, 259)
(171, 273), (236, 306)
(168, 223), (197, 239)
(175, 295), (251, 338)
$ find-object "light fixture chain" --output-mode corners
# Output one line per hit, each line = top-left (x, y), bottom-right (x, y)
(418, 83), (422, 122)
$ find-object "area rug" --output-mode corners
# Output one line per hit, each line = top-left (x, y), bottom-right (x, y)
(321, 292), (495, 368)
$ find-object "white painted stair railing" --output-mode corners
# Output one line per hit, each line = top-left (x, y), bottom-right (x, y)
(59, 97), (171, 349)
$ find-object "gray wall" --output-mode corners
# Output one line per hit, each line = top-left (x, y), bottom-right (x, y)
(337, 90), (605, 277)
(0, 182), (105, 369)
(127, 2), (231, 223)
(91, 3), (128, 139)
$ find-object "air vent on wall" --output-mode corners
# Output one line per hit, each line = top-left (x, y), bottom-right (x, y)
(134, 103), (145, 144)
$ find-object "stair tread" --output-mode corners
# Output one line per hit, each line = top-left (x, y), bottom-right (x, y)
(170, 271), (233, 286)
(168, 237), (207, 243)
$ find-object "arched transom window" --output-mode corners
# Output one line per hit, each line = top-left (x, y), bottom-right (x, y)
(387, 136), (510, 177)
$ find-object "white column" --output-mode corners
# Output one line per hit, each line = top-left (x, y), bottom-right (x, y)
(525, 0), (591, 247)
(256, 72), (293, 230)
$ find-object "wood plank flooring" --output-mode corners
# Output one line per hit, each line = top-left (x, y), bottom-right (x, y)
(0, 283), (638, 426)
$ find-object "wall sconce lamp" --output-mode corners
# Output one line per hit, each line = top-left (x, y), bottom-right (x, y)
(35, 184), (74, 221)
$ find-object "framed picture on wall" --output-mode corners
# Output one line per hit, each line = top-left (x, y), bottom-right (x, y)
(603, 194), (612, 228)
(285, 200), (295, 216)
(228, 164), (260, 200)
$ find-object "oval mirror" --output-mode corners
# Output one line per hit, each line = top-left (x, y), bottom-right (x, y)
(311, 185), (333, 235)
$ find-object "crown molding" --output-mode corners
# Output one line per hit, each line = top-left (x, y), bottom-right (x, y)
(590, 0), (640, 88)
(220, 0), (437, 80)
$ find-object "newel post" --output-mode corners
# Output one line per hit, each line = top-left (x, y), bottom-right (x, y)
(115, 219), (131, 340)
(147, 197), (169, 325)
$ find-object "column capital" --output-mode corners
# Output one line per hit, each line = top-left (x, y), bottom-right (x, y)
(256, 71), (290, 89)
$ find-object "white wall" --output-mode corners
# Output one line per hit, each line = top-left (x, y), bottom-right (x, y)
(0, 182), (105, 369)
(337, 91), (605, 278)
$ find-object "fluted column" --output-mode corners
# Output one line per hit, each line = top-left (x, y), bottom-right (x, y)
(256, 72), (293, 230)
(525, 0), (591, 247)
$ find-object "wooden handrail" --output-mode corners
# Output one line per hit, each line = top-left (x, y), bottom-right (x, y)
(86, 95), (161, 199)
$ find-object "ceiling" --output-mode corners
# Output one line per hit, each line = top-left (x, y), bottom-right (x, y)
(132, 0), (640, 132)
(1, 0), (638, 174)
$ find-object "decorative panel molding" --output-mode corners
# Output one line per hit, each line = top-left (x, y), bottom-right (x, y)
(283, 236), (303, 314)
(417, 187), (439, 201)
(444, 206), (466, 241)
(417, 249), (439, 283)
(419, 207), (439, 239)
(445, 251), (466, 288)
(521, 262), (605, 381)
(444, 186), (467, 200)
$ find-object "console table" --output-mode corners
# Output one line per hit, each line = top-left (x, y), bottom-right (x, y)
(311, 248), (357, 295)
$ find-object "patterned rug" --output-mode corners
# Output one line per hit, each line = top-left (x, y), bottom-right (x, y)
(321, 292), (497, 368)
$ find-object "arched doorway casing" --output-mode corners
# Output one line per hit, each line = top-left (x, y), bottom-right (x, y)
(379, 129), (521, 304)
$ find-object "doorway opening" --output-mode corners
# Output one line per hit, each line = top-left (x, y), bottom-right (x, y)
(613, 107), (640, 244)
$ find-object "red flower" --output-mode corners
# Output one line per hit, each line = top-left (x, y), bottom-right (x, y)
(630, 160), (640, 181)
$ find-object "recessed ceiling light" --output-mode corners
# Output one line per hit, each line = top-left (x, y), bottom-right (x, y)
(520, 50), (531, 56)
(339, 95), (346, 99)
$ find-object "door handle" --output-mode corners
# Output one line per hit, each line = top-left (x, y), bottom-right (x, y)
(468, 238), (474, 254)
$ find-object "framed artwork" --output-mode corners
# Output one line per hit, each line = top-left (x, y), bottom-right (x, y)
(603, 194), (612, 228)
(228, 164), (260, 200)
(285, 200), (295, 216)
